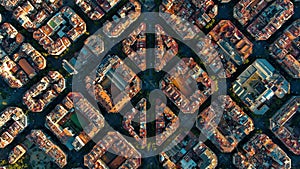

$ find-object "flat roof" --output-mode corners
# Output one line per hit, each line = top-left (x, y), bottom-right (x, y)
(18, 58), (36, 78)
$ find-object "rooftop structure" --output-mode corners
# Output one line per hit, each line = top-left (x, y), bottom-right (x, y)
(84, 131), (141, 169)
(103, 0), (141, 38)
(155, 24), (178, 72)
(269, 19), (300, 78)
(220, 0), (231, 3)
(160, 57), (213, 114)
(85, 55), (141, 113)
(122, 22), (146, 71)
(75, 0), (105, 21)
(207, 20), (253, 77)
(76, 0), (121, 20)
(18, 43), (47, 70)
(0, 107), (28, 148)
(62, 59), (78, 75)
(70, 35), (105, 73)
(159, 0), (218, 39)
(233, 59), (290, 115)
(95, 0), (120, 12)
(0, 23), (46, 89)
(159, 132), (217, 169)
(155, 99), (180, 146)
(13, 0), (63, 31)
(0, 22), (24, 55)
(122, 98), (147, 148)
(33, 7), (86, 55)
(8, 145), (26, 164)
(209, 20), (253, 61)
(234, 0), (272, 25)
(27, 130), (67, 168)
(197, 95), (254, 152)
(84, 34), (105, 56)
(234, 0), (294, 40)
(0, 0), (21, 10)
(23, 71), (66, 112)
(233, 134), (291, 169)
(270, 96), (300, 155)
(0, 42), (46, 88)
(197, 37), (227, 78)
(46, 92), (105, 151)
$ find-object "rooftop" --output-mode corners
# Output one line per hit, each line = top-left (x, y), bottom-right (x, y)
(103, 0), (141, 38)
(159, 132), (218, 169)
(46, 92), (105, 151)
(233, 59), (290, 115)
(13, 0), (63, 31)
(160, 57), (213, 114)
(160, 0), (218, 39)
(27, 130), (67, 168)
(122, 22), (147, 71)
(233, 134), (291, 169)
(86, 55), (141, 113)
(33, 6), (86, 55)
(234, 0), (294, 40)
(197, 95), (254, 153)
(269, 19), (300, 78)
(84, 131), (141, 169)
(23, 71), (66, 112)
(270, 96), (300, 155)
(0, 107), (28, 148)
